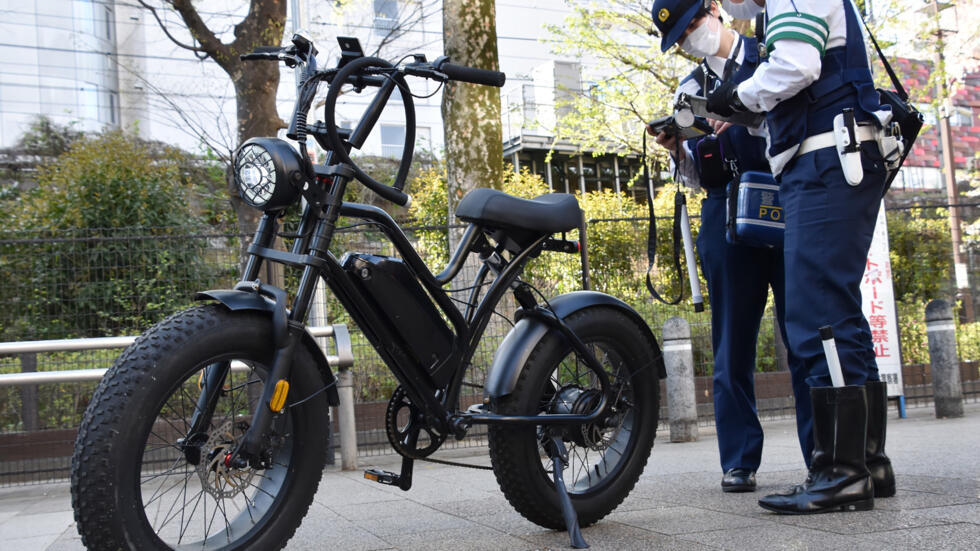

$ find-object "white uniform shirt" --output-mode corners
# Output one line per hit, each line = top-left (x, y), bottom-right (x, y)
(734, 0), (871, 174)
(736, 0), (856, 113)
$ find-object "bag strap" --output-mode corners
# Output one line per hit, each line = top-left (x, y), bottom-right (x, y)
(755, 12), (767, 60)
(724, 141), (742, 244)
(854, 6), (908, 100)
(642, 130), (684, 305)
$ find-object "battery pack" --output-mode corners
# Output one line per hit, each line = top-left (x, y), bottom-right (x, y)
(342, 253), (455, 385)
(726, 170), (784, 249)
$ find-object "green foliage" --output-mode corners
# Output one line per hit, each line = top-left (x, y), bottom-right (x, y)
(957, 321), (980, 362)
(0, 131), (217, 340)
(888, 209), (952, 305)
(15, 116), (84, 157)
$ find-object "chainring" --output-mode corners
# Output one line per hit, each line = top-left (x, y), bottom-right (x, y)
(385, 386), (445, 458)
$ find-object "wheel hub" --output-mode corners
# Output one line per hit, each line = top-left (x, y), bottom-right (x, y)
(552, 386), (616, 450)
(197, 420), (256, 499)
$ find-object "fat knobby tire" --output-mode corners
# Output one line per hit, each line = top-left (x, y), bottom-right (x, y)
(71, 304), (329, 550)
(487, 306), (660, 530)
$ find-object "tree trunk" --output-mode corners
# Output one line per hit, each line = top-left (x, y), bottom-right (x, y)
(230, 61), (286, 282)
(442, 0), (503, 238)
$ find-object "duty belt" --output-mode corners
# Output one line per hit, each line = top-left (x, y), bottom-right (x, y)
(795, 124), (877, 158)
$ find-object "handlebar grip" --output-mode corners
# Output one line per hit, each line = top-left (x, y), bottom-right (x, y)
(241, 46), (284, 61)
(370, 182), (412, 208)
(438, 63), (506, 87)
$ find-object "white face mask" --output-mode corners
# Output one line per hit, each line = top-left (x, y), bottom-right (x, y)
(680, 16), (722, 58)
(721, 0), (764, 19)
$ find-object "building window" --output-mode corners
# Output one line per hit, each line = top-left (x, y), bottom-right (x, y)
(582, 161), (599, 193)
(415, 126), (432, 151)
(102, 6), (113, 41)
(374, 0), (398, 32)
(950, 107), (973, 127)
(80, 84), (99, 122)
(599, 160), (615, 191)
(551, 156), (569, 194)
(380, 124), (405, 157)
(107, 91), (119, 124)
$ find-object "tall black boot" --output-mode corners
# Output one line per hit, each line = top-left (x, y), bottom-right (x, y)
(865, 381), (896, 497)
(758, 385), (873, 514)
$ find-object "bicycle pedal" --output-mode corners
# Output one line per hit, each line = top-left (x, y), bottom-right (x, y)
(364, 468), (400, 485)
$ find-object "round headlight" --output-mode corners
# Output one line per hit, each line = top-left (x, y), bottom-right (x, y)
(234, 137), (304, 211)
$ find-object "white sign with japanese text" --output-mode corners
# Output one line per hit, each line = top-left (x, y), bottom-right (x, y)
(861, 201), (904, 397)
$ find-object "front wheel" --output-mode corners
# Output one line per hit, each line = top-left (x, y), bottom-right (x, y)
(487, 306), (660, 529)
(71, 304), (330, 550)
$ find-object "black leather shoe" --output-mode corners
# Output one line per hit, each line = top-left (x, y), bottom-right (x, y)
(722, 469), (757, 493)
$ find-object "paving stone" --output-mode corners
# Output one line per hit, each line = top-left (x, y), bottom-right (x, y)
(905, 502), (980, 525)
(2, 534), (62, 550)
(288, 502), (391, 551)
(608, 504), (766, 535)
(0, 510), (74, 539)
(873, 489), (978, 512)
(679, 522), (884, 551)
(517, 521), (717, 551)
(351, 508), (464, 538)
(769, 507), (951, 535)
(851, 521), (980, 550)
(382, 524), (530, 551)
(0, 402), (975, 550)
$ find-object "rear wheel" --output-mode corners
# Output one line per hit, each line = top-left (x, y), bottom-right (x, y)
(71, 304), (330, 550)
(487, 306), (660, 529)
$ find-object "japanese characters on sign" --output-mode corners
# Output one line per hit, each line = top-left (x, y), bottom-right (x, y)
(860, 201), (904, 396)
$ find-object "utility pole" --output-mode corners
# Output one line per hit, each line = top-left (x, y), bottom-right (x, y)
(929, 0), (974, 322)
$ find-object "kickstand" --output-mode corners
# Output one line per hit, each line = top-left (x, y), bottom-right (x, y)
(545, 436), (589, 549)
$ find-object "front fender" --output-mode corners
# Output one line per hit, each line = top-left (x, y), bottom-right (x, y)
(484, 291), (665, 400)
(195, 289), (340, 407)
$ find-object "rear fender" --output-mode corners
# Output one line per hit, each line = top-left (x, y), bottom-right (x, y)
(484, 291), (664, 400)
(195, 289), (340, 407)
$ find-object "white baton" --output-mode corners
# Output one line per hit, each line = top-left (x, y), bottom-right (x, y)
(819, 325), (846, 388)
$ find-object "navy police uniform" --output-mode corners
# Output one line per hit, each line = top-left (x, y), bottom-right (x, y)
(711, 0), (897, 513)
(728, 0), (886, 389)
(675, 36), (814, 476)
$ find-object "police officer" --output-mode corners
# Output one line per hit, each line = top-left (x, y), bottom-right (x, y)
(707, 0), (896, 513)
(650, 0), (812, 493)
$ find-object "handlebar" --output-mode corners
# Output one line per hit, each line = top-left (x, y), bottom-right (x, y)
(242, 37), (508, 208)
(240, 46), (285, 61)
(435, 60), (506, 87)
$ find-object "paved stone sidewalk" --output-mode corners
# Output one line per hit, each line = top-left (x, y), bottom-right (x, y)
(2, 402), (976, 550)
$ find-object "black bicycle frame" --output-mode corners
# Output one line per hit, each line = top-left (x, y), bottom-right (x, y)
(214, 41), (613, 463)
(234, 167), (612, 441)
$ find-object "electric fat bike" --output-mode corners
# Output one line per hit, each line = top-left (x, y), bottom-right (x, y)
(70, 34), (665, 550)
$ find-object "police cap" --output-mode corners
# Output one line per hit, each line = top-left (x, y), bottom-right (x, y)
(651, 0), (706, 52)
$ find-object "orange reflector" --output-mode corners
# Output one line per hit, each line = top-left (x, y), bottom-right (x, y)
(269, 379), (290, 412)
(197, 371), (204, 390)
(364, 472), (379, 482)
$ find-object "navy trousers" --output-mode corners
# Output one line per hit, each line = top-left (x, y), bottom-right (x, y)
(779, 145), (886, 388)
(698, 192), (813, 471)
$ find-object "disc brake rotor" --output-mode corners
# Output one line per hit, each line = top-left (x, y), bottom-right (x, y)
(197, 420), (256, 499)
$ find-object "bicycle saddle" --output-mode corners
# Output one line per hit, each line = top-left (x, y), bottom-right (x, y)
(455, 188), (582, 234)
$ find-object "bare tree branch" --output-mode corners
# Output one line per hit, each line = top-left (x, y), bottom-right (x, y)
(166, 0), (236, 70)
(136, 0), (206, 56)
